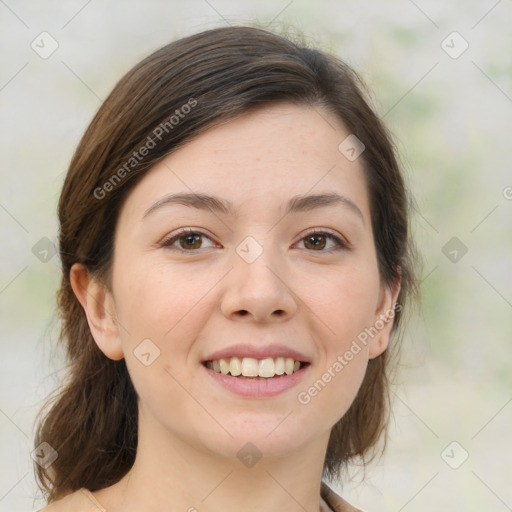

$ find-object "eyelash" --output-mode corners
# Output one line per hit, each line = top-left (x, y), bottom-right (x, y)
(159, 228), (350, 254)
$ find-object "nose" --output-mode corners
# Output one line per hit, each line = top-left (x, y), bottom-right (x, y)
(220, 242), (298, 323)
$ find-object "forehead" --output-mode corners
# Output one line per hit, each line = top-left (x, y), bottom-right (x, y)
(119, 102), (370, 223)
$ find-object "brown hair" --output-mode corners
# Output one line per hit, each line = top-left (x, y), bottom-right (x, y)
(34, 24), (417, 502)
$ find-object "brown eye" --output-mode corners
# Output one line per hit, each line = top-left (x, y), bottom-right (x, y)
(303, 234), (327, 250)
(178, 233), (203, 250)
(297, 231), (348, 252)
(161, 229), (347, 253)
(161, 229), (216, 252)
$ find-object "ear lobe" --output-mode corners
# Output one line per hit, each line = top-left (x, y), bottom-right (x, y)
(368, 276), (402, 359)
(70, 263), (124, 361)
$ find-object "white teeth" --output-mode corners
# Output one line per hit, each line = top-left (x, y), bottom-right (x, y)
(241, 357), (259, 377)
(275, 357), (285, 375)
(219, 358), (230, 375)
(229, 357), (241, 376)
(258, 358), (275, 378)
(206, 356), (304, 378)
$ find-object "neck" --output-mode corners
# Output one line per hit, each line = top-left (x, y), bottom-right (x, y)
(95, 416), (329, 512)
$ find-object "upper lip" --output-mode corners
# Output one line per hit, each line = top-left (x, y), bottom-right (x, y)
(203, 344), (311, 363)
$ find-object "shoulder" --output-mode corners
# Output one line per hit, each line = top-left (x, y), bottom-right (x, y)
(320, 481), (365, 512)
(37, 488), (107, 512)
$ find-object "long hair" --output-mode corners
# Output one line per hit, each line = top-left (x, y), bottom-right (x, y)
(34, 25), (418, 502)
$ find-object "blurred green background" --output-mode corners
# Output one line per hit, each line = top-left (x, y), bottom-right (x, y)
(1, 1), (511, 510)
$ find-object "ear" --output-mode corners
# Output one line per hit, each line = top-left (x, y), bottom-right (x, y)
(70, 263), (124, 361)
(368, 273), (402, 359)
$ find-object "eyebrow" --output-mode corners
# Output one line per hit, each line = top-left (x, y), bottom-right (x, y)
(142, 191), (365, 224)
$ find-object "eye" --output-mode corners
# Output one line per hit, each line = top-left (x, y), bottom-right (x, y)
(295, 230), (349, 251)
(160, 228), (217, 252)
(160, 228), (349, 253)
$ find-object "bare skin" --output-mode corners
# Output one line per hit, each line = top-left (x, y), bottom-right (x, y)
(69, 103), (400, 512)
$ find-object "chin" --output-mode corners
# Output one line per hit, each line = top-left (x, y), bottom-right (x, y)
(191, 409), (325, 463)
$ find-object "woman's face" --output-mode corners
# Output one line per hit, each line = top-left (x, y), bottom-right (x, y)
(104, 103), (398, 462)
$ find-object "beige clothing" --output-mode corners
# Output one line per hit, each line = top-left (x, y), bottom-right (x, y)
(39, 481), (363, 511)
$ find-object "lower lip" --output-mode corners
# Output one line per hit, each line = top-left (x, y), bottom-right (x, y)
(202, 364), (310, 397)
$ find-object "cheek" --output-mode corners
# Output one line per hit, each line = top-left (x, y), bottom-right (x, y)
(113, 261), (214, 345)
(309, 262), (381, 347)
(112, 261), (223, 401)
(112, 262), (215, 424)
(297, 352), (367, 434)
(295, 264), (380, 420)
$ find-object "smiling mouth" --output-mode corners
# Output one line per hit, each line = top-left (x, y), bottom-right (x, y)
(203, 357), (309, 378)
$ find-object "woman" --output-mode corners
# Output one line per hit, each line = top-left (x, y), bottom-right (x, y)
(35, 25), (417, 512)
